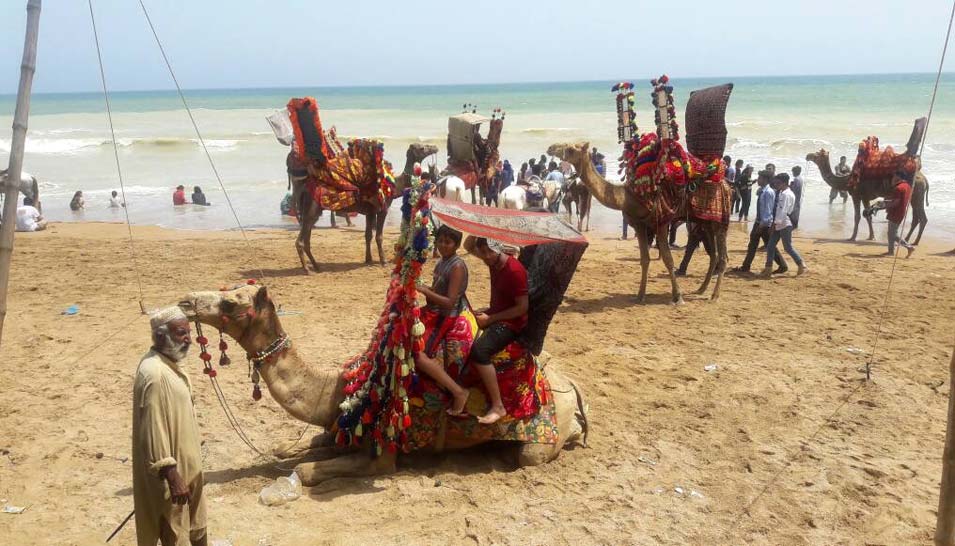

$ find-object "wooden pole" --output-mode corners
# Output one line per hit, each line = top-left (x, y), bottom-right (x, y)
(938, 346), (955, 546)
(0, 0), (42, 347)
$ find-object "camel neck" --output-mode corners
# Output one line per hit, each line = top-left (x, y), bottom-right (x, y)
(575, 154), (626, 210)
(242, 323), (344, 428)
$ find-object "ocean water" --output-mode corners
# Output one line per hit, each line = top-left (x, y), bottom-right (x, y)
(1, 74), (953, 239)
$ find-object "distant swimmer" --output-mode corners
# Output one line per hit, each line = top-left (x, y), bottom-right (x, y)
(69, 190), (85, 211)
(173, 185), (187, 206)
(108, 190), (125, 208)
(191, 186), (211, 206)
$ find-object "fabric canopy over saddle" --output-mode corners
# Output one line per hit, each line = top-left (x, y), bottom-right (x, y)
(287, 97), (396, 211)
(848, 117), (926, 190)
(430, 198), (587, 355)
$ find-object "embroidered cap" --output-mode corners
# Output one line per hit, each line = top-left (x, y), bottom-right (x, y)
(150, 306), (188, 330)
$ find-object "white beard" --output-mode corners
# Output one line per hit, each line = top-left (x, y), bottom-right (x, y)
(158, 335), (191, 362)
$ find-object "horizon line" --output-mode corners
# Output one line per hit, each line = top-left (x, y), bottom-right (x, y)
(7, 71), (952, 97)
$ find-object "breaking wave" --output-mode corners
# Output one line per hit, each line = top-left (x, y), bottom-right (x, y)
(0, 137), (244, 154)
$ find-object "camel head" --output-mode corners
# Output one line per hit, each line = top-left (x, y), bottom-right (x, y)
(407, 142), (439, 163)
(547, 142), (590, 167)
(178, 283), (281, 351)
(805, 148), (830, 166)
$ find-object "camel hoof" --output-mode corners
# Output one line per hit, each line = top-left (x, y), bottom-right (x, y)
(671, 297), (685, 306)
(635, 295), (646, 305)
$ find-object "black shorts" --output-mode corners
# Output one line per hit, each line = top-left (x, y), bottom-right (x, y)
(470, 323), (519, 365)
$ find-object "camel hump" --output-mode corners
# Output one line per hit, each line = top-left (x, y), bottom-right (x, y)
(684, 83), (734, 162)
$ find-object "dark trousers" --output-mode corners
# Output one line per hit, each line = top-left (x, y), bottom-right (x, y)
(740, 222), (786, 271)
(677, 224), (713, 272)
(731, 189), (740, 213)
(470, 323), (519, 365)
(738, 188), (752, 219)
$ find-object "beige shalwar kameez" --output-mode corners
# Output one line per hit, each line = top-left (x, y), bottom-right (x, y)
(132, 349), (206, 546)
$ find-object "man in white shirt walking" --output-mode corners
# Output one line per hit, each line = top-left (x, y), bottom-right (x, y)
(760, 173), (808, 277)
(15, 197), (46, 232)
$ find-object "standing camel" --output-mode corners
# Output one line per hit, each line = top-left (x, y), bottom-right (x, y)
(292, 142), (437, 273)
(806, 148), (929, 243)
(549, 142), (729, 303)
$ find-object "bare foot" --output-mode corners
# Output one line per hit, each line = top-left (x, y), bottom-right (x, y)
(447, 389), (470, 416)
(477, 405), (506, 425)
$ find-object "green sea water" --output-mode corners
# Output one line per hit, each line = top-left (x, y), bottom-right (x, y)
(0, 73), (952, 239)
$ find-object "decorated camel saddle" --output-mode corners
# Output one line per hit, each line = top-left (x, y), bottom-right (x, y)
(287, 97), (396, 211)
(848, 117), (927, 191)
(335, 187), (588, 455)
(443, 106), (505, 193)
(614, 76), (734, 226)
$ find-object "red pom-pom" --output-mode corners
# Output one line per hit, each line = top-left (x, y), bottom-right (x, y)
(252, 385), (262, 401)
(199, 351), (212, 362)
(208, 369), (217, 378)
(203, 367), (210, 375)
(247, 279), (257, 285)
(196, 336), (208, 345)
(218, 340), (228, 351)
(402, 415), (412, 428)
(362, 410), (372, 424)
(387, 442), (397, 454)
(413, 164), (422, 176)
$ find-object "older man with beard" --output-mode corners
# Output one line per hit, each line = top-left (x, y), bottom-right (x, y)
(132, 307), (207, 546)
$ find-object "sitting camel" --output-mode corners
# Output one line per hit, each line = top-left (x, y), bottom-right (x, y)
(806, 148), (929, 243)
(291, 142), (437, 273)
(178, 284), (587, 485)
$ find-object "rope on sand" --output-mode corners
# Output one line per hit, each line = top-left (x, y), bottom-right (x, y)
(726, 1), (955, 537)
(137, 0), (267, 283)
(87, 1), (145, 313)
(864, 0), (954, 380)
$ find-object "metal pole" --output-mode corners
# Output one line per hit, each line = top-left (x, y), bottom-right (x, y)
(0, 0), (42, 347)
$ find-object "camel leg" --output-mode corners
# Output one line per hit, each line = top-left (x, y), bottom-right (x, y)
(655, 224), (684, 305)
(696, 228), (717, 296)
(863, 200), (875, 241)
(634, 225), (651, 304)
(274, 431), (336, 459)
(295, 451), (397, 487)
(364, 212), (374, 264)
(295, 229), (309, 274)
(710, 227), (728, 301)
(519, 371), (586, 467)
(375, 209), (387, 265)
(850, 197), (861, 241)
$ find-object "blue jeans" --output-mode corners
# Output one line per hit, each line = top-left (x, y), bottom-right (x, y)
(622, 216), (629, 239)
(765, 226), (803, 269)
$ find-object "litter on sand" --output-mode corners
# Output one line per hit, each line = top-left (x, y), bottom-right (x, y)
(62, 305), (79, 316)
(704, 364), (719, 372)
(846, 347), (865, 355)
(2, 505), (27, 514)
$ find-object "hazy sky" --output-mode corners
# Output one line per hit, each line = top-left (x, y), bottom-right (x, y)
(0, 0), (952, 93)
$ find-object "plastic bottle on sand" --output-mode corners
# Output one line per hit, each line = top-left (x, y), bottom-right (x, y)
(259, 472), (302, 506)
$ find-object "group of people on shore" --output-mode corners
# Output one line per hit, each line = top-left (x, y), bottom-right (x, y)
(11, 189), (125, 232)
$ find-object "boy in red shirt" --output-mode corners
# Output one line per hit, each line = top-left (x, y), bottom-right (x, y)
(466, 237), (529, 425)
(884, 171), (915, 258)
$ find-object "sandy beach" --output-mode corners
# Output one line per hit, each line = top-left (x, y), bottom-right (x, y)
(1, 219), (953, 545)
